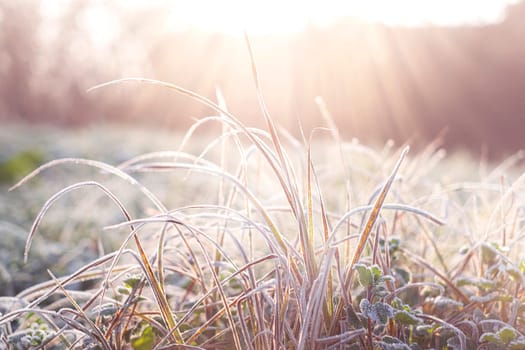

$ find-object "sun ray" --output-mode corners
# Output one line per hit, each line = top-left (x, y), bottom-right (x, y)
(158, 0), (518, 35)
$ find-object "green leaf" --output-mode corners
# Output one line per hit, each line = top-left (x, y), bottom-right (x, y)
(359, 298), (375, 319)
(470, 292), (499, 303)
(96, 303), (118, 317)
(509, 338), (525, 349)
(478, 278), (497, 290)
(506, 266), (524, 284)
(377, 341), (411, 350)
(394, 268), (411, 285)
(431, 296), (463, 312)
(131, 325), (156, 350)
(413, 324), (436, 338)
(481, 243), (498, 265)
(497, 294), (513, 303)
(178, 323), (192, 332)
(382, 275), (395, 283)
(456, 276), (475, 287)
(370, 264), (383, 284)
(381, 237), (402, 256)
(446, 336), (462, 350)
(519, 259), (525, 273)
(0, 150), (44, 183)
(355, 264), (373, 287)
(498, 327), (516, 343)
(345, 304), (364, 329)
(374, 302), (394, 324)
(359, 298), (393, 324)
(480, 332), (501, 344)
(118, 287), (130, 295)
(124, 274), (142, 289)
(394, 310), (421, 325)
(381, 335), (403, 344)
(457, 276), (495, 290)
(375, 284), (390, 298)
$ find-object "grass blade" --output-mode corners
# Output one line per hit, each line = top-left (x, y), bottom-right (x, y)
(332, 146), (409, 330)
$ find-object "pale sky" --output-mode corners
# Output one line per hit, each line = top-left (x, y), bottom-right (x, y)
(162, 0), (520, 34)
(40, 0), (521, 42)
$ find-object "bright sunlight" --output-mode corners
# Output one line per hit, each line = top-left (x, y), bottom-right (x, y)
(4, 0), (525, 348)
(163, 0), (519, 34)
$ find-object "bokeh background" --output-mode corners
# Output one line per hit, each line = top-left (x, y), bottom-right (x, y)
(1, 0), (525, 158)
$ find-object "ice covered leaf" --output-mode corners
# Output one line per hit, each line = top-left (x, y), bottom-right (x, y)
(345, 304), (364, 329)
(480, 332), (501, 345)
(498, 327), (516, 343)
(124, 274), (142, 289)
(505, 265), (524, 285)
(355, 264), (373, 287)
(470, 292), (499, 303)
(430, 296), (463, 313)
(359, 298), (376, 321)
(375, 302), (394, 324)
(481, 243), (498, 265)
(509, 338), (525, 349)
(394, 310), (422, 325)
(394, 267), (411, 285)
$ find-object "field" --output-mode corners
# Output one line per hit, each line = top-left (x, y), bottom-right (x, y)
(1, 112), (525, 350)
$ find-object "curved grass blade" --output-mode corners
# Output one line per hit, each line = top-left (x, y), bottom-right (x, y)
(332, 146), (409, 330)
(350, 146), (409, 268)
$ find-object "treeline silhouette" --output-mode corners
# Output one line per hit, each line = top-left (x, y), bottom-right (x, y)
(1, 1), (525, 158)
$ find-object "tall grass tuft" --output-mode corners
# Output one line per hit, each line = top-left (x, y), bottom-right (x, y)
(2, 37), (525, 350)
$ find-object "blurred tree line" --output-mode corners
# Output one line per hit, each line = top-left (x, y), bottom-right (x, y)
(1, 0), (524, 158)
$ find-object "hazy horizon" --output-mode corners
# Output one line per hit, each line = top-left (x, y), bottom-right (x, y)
(2, 0), (525, 158)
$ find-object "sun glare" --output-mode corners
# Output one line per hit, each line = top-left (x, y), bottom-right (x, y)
(163, 0), (518, 35)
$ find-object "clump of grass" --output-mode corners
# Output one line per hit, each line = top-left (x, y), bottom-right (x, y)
(2, 38), (525, 350)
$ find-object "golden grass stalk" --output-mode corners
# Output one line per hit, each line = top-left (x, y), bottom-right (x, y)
(331, 146), (409, 330)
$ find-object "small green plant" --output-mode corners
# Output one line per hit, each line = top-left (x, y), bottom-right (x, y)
(0, 150), (44, 184)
